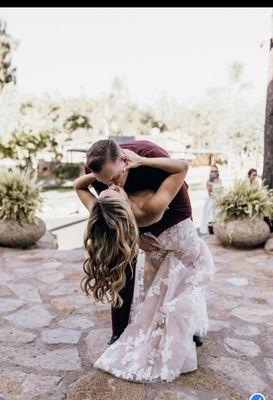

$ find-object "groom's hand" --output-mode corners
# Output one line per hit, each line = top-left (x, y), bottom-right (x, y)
(139, 234), (162, 252)
(122, 149), (143, 169)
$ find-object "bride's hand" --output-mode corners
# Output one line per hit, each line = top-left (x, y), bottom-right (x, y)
(122, 149), (143, 169)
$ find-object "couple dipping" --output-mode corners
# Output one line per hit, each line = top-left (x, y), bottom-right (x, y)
(74, 139), (215, 383)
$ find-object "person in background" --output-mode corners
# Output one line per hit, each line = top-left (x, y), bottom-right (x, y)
(200, 165), (222, 235)
(247, 168), (258, 184)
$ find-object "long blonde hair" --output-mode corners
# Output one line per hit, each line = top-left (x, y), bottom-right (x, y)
(82, 198), (139, 308)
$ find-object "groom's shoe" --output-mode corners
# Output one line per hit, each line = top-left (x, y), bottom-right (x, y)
(193, 335), (203, 347)
(107, 334), (120, 346)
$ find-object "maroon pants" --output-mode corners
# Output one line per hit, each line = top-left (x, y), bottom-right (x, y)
(111, 259), (136, 336)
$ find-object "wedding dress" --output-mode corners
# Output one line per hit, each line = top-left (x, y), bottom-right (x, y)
(94, 218), (215, 383)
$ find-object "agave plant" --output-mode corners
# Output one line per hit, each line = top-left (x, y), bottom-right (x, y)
(213, 179), (273, 223)
(0, 168), (42, 225)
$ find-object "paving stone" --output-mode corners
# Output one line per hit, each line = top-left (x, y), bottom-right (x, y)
(5, 305), (55, 328)
(231, 305), (273, 323)
(223, 337), (261, 357)
(36, 270), (65, 283)
(7, 283), (42, 303)
(234, 325), (260, 336)
(0, 345), (82, 371)
(16, 253), (43, 261)
(207, 356), (268, 392)
(67, 370), (146, 400)
(21, 373), (62, 397)
(0, 298), (24, 314)
(229, 259), (258, 272)
(226, 277), (248, 286)
(49, 282), (82, 296)
(0, 285), (13, 296)
(154, 389), (199, 400)
(62, 263), (82, 274)
(247, 288), (273, 305)
(58, 315), (95, 329)
(85, 328), (111, 362)
(210, 284), (243, 298)
(0, 371), (25, 397)
(174, 366), (231, 392)
(51, 296), (91, 314)
(210, 298), (238, 310)
(263, 335), (273, 355)
(208, 319), (231, 332)
(246, 254), (272, 263)
(264, 357), (273, 380)
(42, 328), (81, 344)
(0, 370), (62, 399)
(41, 261), (62, 269)
(0, 328), (37, 344)
(0, 272), (12, 283)
(66, 272), (84, 282)
(13, 267), (33, 275)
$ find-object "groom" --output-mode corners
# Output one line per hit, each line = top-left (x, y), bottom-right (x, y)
(84, 138), (203, 347)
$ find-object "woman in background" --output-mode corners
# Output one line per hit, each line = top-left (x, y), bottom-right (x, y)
(200, 165), (222, 235)
(247, 168), (258, 184)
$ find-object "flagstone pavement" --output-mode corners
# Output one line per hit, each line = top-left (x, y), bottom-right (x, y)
(0, 234), (273, 400)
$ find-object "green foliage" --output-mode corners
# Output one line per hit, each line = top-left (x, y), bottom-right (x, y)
(63, 114), (92, 132)
(52, 162), (81, 181)
(214, 179), (273, 222)
(0, 20), (17, 91)
(0, 130), (59, 170)
(0, 168), (42, 224)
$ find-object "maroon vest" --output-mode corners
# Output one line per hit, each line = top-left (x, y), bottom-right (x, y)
(85, 140), (192, 237)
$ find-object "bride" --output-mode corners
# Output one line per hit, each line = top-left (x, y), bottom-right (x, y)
(74, 151), (215, 383)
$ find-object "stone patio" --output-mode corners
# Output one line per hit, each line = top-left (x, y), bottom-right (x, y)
(0, 235), (273, 400)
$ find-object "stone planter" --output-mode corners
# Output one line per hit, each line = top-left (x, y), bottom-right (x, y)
(0, 218), (46, 248)
(264, 237), (273, 253)
(213, 218), (270, 248)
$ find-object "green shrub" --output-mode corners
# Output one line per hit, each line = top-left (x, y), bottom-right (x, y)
(214, 179), (273, 222)
(52, 162), (81, 181)
(0, 168), (42, 225)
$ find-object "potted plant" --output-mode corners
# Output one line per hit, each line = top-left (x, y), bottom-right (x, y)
(0, 168), (46, 247)
(213, 179), (273, 248)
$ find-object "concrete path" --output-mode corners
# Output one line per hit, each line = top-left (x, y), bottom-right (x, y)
(0, 235), (273, 400)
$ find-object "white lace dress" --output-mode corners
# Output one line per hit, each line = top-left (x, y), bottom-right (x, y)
(94, 218), (215, 383)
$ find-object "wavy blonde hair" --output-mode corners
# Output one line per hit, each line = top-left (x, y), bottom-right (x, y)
(82, 198), (139, 308)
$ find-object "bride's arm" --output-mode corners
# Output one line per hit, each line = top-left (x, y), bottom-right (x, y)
(73, 173), (98, 212)
(123, 148), (188, 174)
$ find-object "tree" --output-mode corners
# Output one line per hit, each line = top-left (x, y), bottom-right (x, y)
(0, 20), (17, 91)
(262, 10), (273, 189)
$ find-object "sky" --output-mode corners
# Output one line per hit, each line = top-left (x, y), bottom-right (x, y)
(0, 7), (271, 105)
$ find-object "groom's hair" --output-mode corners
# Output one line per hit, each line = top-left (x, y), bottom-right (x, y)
(86, 139), (122, 173)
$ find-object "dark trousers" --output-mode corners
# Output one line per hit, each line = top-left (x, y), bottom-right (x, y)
(111, 259), (136, 336)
